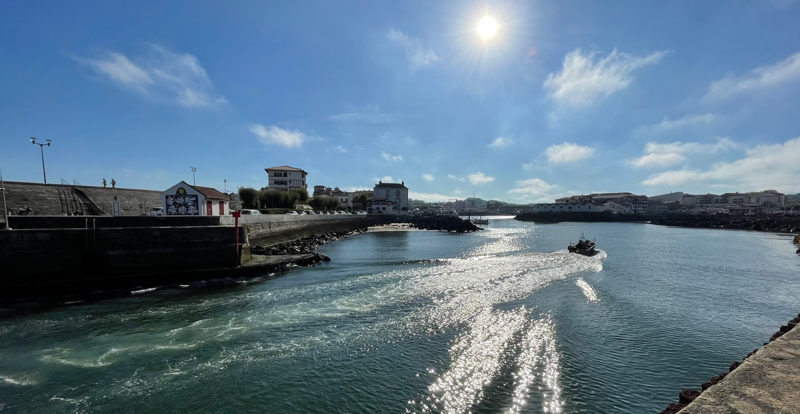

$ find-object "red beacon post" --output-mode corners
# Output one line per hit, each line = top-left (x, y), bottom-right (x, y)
(232, 210), (241, 265)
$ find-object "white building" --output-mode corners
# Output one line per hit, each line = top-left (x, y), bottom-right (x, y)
(532, 202), (607, 213)
(720, 190), (785, 207)
(265, 165), (307, 191)
(369, 181), (408, 214)
(161, 181), (230, 216)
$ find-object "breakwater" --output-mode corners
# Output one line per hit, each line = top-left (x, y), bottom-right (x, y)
(651, 213), (800, 233)
(515, 211), (654, 223)
(515, 211), (800, 234)
(660, 314), (800, 413)
(220, 213), (374, 244)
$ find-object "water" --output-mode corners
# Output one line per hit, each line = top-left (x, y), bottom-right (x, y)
(1, 219), (798, 413)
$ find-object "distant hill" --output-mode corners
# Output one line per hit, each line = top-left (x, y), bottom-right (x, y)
(787, 193), (800, 207)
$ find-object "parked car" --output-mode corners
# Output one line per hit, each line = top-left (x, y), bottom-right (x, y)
(240, 209), (261, 215)
(286, 210), (299, 215)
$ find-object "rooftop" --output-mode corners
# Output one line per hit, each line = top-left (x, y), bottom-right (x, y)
(375, 181), (407, 188)
(265, 165), (307, 174)
(191, 185), (228, 200)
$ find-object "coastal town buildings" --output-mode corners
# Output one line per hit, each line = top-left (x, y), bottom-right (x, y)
(539, 192), (650, 215)
(161, 181), (230, 216)
(265, 165), (307, 191)
(369, 181), (408, 214)
(313, 185), (371, 210)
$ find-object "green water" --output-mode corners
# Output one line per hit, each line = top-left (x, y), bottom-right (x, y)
(1, 219), (798, 413)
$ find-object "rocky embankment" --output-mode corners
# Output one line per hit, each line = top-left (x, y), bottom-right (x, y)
(651, 214), (800, 233)
(250, 228), (368, 259)
(659, 313), (800, 413)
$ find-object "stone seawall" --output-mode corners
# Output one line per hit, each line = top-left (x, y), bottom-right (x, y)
(220, 214), (376, 245)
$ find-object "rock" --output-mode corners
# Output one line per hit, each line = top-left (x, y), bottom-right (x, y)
(679, 389), (701, 404)
(701, 373), (727, 390)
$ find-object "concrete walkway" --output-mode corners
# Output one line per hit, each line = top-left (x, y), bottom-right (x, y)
(680, 324), (800, 413)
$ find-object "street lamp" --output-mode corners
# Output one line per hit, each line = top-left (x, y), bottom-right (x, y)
(223, 179), (227, 193)
(30, 137), (51, 184)
(190, 166), (197, 186)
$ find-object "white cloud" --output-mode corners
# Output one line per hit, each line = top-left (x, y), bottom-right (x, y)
(375, 176), (395, 183)
(74, 44), (226, 108)
(543, 48), (667, 107)
(629, 152), (686, 168)
(634, 113), (716, 135)
(630, 137), (737, 168)
(421, 173), (434, 182)
(487, 136), (513, 149)
(328, 110), (394, 123)
(706, 51), (800, 100)
(447, 174), (465, 182)
(545, 143), (595, 164)
(409, 191), (460, 202)
(507, 178), (568, 203)
(387, 28), (439, 69)
(334, 145), (348, 153)
(249, 124), (305, 148)
(468, 172), (495, 185)
(522, 162), (536, 171)
(382, 151), (404, 162)
(642, 136), (800, 192)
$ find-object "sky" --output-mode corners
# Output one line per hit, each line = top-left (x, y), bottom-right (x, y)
(1, 1), (799, 203)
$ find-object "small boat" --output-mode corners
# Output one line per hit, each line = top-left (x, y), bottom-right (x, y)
(568, 234), (598, 256)
(470, 217), (489, 225)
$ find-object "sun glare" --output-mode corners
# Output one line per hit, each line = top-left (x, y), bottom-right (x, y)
(477, 15), (498, 40)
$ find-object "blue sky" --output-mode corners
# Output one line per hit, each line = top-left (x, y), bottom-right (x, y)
(1, 1), (799, 202)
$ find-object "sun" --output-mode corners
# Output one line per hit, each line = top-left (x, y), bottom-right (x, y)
(477, 15), (498, 40)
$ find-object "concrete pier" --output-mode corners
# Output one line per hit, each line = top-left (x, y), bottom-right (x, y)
(680, 324), (800, 413)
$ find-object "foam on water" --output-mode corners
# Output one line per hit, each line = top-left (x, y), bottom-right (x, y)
(575, 278), (600, 303)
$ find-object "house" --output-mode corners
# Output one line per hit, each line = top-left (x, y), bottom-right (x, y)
(265, 165), (307, 191)
(161, 181), (230, 216)
(532, 202), (607, 213)
(369, 181), (408, 214)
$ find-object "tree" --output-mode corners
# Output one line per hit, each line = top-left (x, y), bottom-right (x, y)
(238, 187), (258, 209)
(352, 192), (372, 210)
(291, 188), (309, 202)
(259, 189), (301, 208)
(309, 195), (340, 211)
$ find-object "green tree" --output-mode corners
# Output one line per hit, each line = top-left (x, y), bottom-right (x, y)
(238, 187), (258, 209)
(352, 192), (372, 210)
(259, 189), (301, 208)
(309, 195), (340, 211)
(291, 188), (309, 202)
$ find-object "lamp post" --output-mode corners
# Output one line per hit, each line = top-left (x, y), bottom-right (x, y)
(223, 178), (227, 193)
(30, 137), (51, 184)
(190, 166), (197, 186)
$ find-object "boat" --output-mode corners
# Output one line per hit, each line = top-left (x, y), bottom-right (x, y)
(568, 234), (598, 256)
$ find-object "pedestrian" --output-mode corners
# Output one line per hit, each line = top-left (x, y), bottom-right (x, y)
(111, 178), (116, 189)
(103, 178), (107, 187)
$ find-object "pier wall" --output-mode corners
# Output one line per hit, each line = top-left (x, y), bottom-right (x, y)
(0, 225), (246, 296)
(220, 214), (375, 244)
